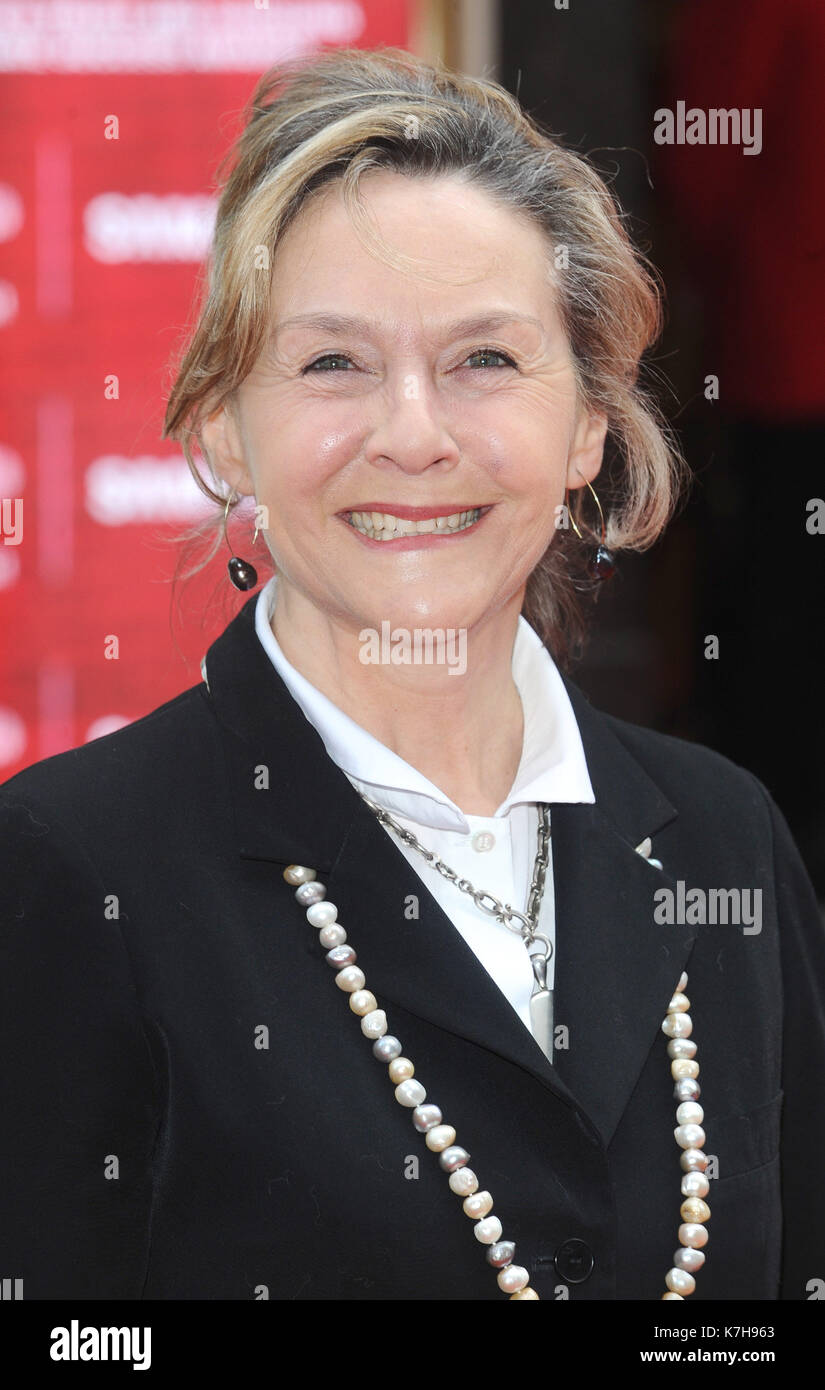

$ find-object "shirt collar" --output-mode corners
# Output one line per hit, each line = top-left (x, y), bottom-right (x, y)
(254, 575), (594, 831)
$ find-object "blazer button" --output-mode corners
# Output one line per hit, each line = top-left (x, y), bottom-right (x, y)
(553, 1238), (595, 1284)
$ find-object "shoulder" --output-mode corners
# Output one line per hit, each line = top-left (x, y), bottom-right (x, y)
(604, 708), (769, 810)
(0, 681), (219, 847)
(581, 699), (820, 901)
(564, 676), (776, 834)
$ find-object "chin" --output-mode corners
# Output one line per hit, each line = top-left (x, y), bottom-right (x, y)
(357, 589), (487, 631)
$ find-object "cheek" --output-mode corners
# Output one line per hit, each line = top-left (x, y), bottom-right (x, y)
(482, 430), (570, 509)
(476, 393), (574, 471)
(254, 418), (353, 508)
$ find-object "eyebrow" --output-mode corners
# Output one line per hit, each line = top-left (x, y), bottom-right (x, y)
(270, 311), (544, 342)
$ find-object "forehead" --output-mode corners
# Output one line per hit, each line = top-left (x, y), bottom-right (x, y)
(268, 169), (556, 328)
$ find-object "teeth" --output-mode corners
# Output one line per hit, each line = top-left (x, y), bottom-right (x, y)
(347, 508), (482, 540)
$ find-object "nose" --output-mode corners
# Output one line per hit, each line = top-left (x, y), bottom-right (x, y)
(363, 373), (461, 475)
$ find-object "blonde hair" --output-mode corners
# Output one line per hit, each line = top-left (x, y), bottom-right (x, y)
(163, 45), (686, 664)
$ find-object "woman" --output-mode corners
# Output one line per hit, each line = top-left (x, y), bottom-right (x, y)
(2, 46), (823, 1302)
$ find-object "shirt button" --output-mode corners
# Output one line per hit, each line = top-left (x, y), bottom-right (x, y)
(553, 1238), (595, 1284)
(470, 831), (496, 852)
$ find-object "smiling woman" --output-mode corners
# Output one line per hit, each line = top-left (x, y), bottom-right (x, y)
(165, 47), (680, 672)
(2, 45), (824, 1305)
(187, 164), (618, 808)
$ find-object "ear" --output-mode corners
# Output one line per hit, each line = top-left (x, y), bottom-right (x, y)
(565, 406), (608, 490)
(200, 398), (256, 497)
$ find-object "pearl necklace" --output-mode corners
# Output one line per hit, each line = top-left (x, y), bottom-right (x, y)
(283, 862), (710, 1299)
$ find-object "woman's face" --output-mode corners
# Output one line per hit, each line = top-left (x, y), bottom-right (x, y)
(204, 169), (606, 638)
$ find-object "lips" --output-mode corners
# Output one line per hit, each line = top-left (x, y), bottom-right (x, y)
(346, 507), (483, 540)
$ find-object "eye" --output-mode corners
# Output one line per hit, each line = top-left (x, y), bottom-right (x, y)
(462, 347), (517, 370)
(302, 353), (356, 373)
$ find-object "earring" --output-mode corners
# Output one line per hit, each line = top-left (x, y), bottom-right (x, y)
(223, 490), (260, 591)
(566, 474), (616, 580)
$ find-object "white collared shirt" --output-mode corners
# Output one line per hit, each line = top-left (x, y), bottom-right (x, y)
(253, 576), (594, 1040)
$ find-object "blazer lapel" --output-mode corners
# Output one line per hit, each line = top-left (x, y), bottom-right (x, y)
(202, 596), (583, 1117)
(202, 596), (698, 1148)
(550, 681), (699, 1144)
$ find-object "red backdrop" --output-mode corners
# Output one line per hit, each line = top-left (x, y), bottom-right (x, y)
(0, 0), (412, 775)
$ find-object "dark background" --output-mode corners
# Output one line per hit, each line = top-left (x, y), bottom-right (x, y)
(500, 0), (825, 893)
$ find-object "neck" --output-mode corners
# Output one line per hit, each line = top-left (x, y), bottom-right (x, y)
(269, 583), (526, 816)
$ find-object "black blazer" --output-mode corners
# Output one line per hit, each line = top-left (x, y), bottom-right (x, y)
(2, 593), (824, 1301)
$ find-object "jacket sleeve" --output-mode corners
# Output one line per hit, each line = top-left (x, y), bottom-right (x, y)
(759, 783), (825, 1299)
(0, 792), (163, 1299)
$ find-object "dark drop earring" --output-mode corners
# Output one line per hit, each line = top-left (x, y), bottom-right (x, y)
(566, 475), (616, 580)
(223, 489), (260, 591)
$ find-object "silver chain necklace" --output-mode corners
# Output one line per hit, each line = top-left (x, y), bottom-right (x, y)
(358, 794), (556, 1061)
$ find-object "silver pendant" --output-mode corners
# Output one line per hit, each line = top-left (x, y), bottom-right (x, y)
(529, 952), (554, 1063)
